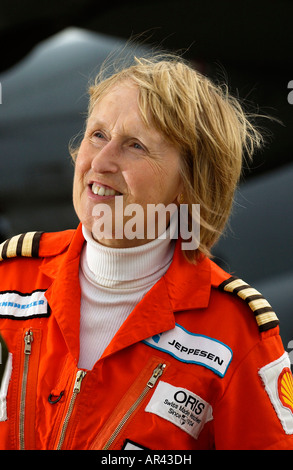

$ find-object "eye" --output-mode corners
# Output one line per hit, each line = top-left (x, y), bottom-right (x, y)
(89, 130), (107, 146)
(132, 142), (145, 151)
(93, 131), (105, 140)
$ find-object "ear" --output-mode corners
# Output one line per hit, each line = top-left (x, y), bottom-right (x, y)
(177, 193), (185, 204)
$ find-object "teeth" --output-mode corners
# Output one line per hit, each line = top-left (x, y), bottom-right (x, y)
(91, 183), (119, 196)
(98, 186), (105, 196)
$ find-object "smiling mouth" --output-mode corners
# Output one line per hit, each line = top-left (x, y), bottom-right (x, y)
(91, 182), (122, 196)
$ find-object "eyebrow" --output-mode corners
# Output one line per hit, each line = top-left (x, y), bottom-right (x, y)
(86, 107), (169, 153)
(88, 117), (160, 148)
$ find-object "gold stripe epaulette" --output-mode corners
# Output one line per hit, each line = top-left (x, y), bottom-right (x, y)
(0, 231), (43, 261)
(218, 276), (279, 333)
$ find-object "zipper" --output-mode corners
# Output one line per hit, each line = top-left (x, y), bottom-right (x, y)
(56, 369), (86, 450)
(102, 362), (166, 450)
(19, 329), (33, 450)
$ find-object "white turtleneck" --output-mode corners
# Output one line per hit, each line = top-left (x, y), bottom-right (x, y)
(78, 225), (175, 370)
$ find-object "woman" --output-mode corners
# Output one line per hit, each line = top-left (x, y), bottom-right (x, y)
(0, 54), (292, 450)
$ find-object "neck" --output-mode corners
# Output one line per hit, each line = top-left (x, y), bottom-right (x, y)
(78, 225), (176, 369)
(81, 225), (176, 289)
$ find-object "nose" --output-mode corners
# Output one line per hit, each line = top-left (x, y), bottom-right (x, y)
(91, 140), (120, 174)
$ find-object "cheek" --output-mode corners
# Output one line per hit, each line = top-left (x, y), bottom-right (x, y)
(75, 146), (90, 175)
(123, 168), (152, 201)
(73, 145), (91, 188)
(72, 152), (88, 204)
(72, 164), (83, 202)
(127, 161), (180, 202)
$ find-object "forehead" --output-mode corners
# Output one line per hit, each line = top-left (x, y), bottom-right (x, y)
(91, 79), (138, 111)
(88, 81), (140, 124)
(87, 82), (169, 143)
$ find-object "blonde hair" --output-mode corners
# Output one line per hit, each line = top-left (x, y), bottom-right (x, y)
(71, 53), (263, 262)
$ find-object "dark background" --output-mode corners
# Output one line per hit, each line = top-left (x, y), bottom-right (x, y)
(1, 0), (292, 176)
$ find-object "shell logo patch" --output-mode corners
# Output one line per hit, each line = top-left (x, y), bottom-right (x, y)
(278, 367), (293, 414)
(259, 352), (293, 434)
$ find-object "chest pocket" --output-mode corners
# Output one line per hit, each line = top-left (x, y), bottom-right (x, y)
(90, 356), (167, 450)
(0, 327), (42, 449)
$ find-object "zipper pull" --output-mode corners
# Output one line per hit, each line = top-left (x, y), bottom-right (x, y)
(73, 370), (86, 393)
(147, 363), (166, 388)
(24, 330), (33, 355)
(56, 370), (86, 450)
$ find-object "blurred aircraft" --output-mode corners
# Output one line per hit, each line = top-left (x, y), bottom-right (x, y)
(0, 27), (146, 238)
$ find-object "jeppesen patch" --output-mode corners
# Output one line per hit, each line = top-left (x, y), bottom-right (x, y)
(143, 323), (232, 377)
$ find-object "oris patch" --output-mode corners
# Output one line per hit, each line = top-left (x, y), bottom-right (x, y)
(145, 381), (213, 439)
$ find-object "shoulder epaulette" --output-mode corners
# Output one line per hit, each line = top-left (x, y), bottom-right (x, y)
(218, 275), (279, 333)
(0, 231), (43, 261)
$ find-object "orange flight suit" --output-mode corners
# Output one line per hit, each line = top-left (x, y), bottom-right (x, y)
(0, 224), (292, 450)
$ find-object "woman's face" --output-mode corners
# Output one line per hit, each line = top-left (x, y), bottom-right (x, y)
(73, 80), (183, 247)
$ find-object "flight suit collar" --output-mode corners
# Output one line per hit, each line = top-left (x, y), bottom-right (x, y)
(43, 225), (213, 363)
(101, 240), (213, 359)
(43, 225), (85, 363)
(163, 240), (212, 311)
